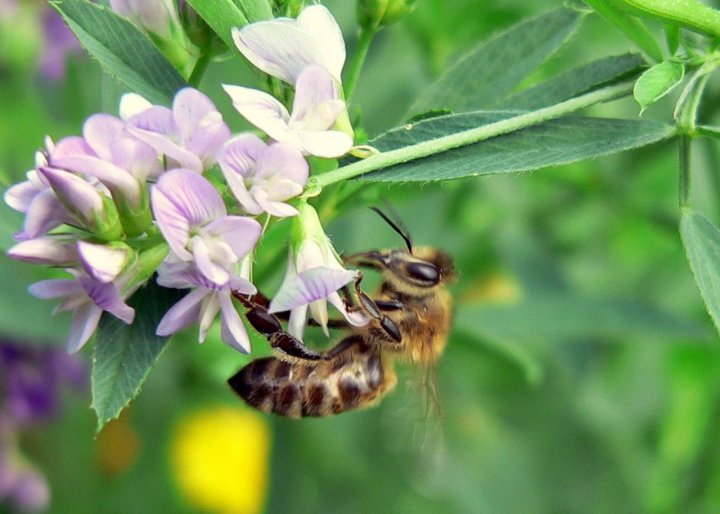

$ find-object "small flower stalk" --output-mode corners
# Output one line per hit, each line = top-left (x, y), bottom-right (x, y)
(5, 4), (365, 358)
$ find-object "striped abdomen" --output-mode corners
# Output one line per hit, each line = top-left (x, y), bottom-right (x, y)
(228, 342), (394, 418)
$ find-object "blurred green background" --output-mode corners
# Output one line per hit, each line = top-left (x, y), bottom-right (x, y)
(2, 0), (720, 513)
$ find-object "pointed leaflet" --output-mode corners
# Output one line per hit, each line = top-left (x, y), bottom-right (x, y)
(409, 7), (583, 115)
(633, 61), (684, 112)
(680, 208), (720, 336)
(498, 53), (647, 111)
(354, 113), (674, 182)
(91, 281), (185, 432)
(53, 0), (187, 105)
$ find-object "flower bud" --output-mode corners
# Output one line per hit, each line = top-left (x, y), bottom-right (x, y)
(357, 0), (417, 30)
(39, 167), (123, 241)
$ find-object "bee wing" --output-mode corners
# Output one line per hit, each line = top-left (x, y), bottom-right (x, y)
(380, 363), (446, 469)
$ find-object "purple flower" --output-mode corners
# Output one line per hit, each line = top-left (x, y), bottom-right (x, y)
(155, 258), (257, 352)
(29, 266), (135, 353)
(269, 202), (368, 338)
(39, 7), (83, 82)
(151, 169), (262, 286)
(224, 66), (353, 158)
(127, 88), (231, 173)
(0, 339), (86, 513)
(218, 135), (308, 217)
(232, 4), (346, 85)
(0, 340), (86, 424)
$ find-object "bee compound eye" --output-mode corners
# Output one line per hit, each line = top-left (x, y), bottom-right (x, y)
(405, 261), (440, 285)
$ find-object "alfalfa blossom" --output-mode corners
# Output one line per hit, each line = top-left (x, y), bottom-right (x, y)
(232, 4), (345, 86)
(151, 170), (261, 352)
(218, 134), (308, 217)
(126, 88), (231, 173)
(28, 241), (136, 353)
(151, 169), (262, 286)
(269, 201), (368, 339)
(224, 65), (353, 158)
(49, 114), (159, 236)
(155, 258), (257, 352)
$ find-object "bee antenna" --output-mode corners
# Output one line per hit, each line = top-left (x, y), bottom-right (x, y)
(370, 206), (413, 252)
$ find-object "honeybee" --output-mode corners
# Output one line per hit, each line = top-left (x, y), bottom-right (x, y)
(228, 208), (456, 418)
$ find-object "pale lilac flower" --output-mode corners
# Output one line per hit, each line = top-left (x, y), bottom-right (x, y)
(29, 269), (134, 353)
(110, 0), (179, 39)
(127, 88), (231, 173)
(7, 237), (79, 266)
(218, 135), (308, 217)
(155, 258), (257, 352)
(232, 4), (345, 85)
(4, 140), (74, 239)
(269, 202), (368, 339)
(50, 115), (159, 224)
(151, 169), (262, 286)
(224, 65), (353, 158)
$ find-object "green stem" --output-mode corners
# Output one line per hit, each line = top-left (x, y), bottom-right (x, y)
(679, 135), (691, 208)
(304, 80), (635, 195)
(188, 51), (212, 87)
(344, 26), (378, 101)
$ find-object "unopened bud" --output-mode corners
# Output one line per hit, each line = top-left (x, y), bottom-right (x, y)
(357, 0), (417, 30)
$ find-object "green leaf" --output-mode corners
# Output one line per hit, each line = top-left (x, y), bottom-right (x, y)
(186, 0), (249, 51)
(498, 53), (647, 110)
(680, 208), (720, 336)
(52, 0), (187, 105)
(234, 0), (273, 22)
(356, 113), (675, 182)
(583, 0), (664, 62)
(619, 0), (720, 38)
(409, 7), (584, 115)
(633, 60), (684, 112)
(91, 282), (184, 432)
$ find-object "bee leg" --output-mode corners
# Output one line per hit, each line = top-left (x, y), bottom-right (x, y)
(351, 274), (403, 344)
(233, 293), (322, 362)
(374, 300), (404, 311)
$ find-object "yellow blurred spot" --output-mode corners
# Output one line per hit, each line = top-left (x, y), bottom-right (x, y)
(170, 406), (270, 514)
(461, 273), (522, 304)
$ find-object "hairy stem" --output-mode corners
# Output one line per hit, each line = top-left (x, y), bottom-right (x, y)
(679, 135), (691, 208)
(304, 80), (635, 195)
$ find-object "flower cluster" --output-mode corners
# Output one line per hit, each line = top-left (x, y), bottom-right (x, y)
(5, 4), (367, 355)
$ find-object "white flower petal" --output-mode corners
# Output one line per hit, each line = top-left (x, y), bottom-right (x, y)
(223, 84), (295, 144)
(219, 292), (251, 353)
(297, 5), (345, 82)
(296, 129), (353, 158)
(198, 292), (221, 342)
(119, 93), (153, 120)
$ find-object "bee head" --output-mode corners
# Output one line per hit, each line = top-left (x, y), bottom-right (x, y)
(364, 207), (456, 293)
